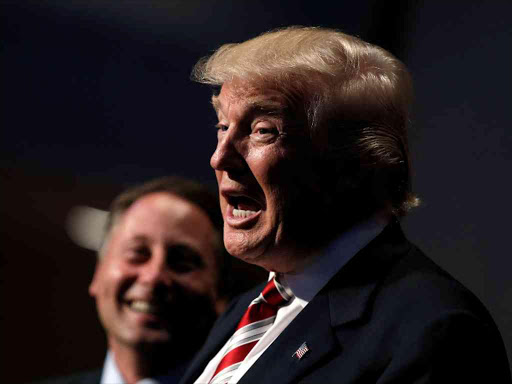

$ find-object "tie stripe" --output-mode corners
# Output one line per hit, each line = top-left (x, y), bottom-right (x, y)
(224, 318), (275, 351)
(210, 341), (258, 384)
(209, 277), (292, 384)
(210, 362), (242, 384)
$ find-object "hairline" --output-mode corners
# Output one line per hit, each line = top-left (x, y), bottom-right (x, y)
(98, 191), (222, 260)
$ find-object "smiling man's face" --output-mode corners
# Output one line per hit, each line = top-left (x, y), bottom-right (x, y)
(89, 192), (219, 351)
(210, 80), (320, 273)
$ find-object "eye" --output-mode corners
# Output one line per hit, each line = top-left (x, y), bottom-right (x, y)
(166, 245), (205, 273)
(251, 124), (280, 142)
(215, 124), (228, 132)
(255, 127), (278, 135)
(215, 124), (229, 139)
(128, 245), (151, 263)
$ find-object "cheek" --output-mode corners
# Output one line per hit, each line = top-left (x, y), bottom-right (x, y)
(249, 148), (277, 175)
(255, 147), (293, 184)
(271, 157), (315, 199)
(103, 265), (126, 289)
(176, 270), (216, 296)
(95, 264), (131, 300)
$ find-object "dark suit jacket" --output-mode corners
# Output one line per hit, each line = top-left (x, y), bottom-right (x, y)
(180, 220), (511, 383)
(33, 363), (188, 384)
(32, 369), (102, 384)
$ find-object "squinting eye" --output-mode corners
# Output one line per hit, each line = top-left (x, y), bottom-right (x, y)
(255, 127), (278, 135)
(128, 246), (150, 262)
(167, 245), (204, 273)
(216, 124), (228, 132)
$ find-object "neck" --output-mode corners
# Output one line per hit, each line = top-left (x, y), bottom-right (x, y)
(271, 211), (392, 275)
(261, 244), (320, 274)
(109, 340), (185, 383)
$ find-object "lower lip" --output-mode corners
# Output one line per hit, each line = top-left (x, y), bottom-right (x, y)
(225, 204), (262, 228)
(125, 304), (162, 323)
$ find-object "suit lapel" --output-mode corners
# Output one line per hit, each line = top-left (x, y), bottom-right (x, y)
(238, 272), (381, 384)
(327, 218), (410, 327)
(239, 292), (337, 384)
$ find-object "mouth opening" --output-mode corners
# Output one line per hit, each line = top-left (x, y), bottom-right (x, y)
(125, 299), (165, 315)
(228, 195), (262, 218)
(233, 196), (261, 210)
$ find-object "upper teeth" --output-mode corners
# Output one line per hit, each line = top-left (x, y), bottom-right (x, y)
(130, 300), (158, 314)
(233, 208), (257, 218)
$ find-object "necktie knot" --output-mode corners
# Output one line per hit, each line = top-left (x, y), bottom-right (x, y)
(261, 277), (292, 307)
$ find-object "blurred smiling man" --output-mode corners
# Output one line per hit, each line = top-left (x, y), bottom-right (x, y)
(79, 177), (227, 384)
(179, 27), (511, 384)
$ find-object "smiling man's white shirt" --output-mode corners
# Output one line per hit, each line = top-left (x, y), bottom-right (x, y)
(101, 352), (126, 384)
(101, 351), (187, 384)
(194, 217), (386, 384)
(102, 352), (162, 384)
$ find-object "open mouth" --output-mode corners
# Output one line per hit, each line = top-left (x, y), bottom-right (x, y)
(125, 299), (164, 315)
(230, 196), (261, 215)
(224, 194), (263, 225)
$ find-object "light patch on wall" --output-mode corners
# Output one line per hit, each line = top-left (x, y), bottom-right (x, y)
(66, 205), (108, 251)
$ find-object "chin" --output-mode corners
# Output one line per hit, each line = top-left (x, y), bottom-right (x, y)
(224, 235), (269, 266)
(226, 244), (264, 265)
(125, 324), (172, 342)
(132, 333), (172, 348)
(225, 235), (295, 274)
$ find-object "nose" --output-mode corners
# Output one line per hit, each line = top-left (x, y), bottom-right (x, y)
(139, 253), (172, 287)
(210, 129), (246, 173)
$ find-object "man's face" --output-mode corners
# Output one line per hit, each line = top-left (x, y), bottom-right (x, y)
(89, 192), (219, 352)
(211, 81), (319, 273)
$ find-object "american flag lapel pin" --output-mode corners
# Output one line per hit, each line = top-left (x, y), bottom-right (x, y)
(292, 342), (310, 360)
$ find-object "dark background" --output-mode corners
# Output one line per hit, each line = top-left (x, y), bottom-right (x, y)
(1, 1), (511, 382)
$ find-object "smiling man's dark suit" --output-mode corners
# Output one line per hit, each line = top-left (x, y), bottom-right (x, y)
(180, 220), (511, 383)
(30, 370), (101, 384)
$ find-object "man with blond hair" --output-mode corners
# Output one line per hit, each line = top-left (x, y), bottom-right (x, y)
(180, 27), (511, 384)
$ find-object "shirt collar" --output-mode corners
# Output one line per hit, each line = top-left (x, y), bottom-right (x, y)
(100, 350), (188, 384)
(101, 351), (125, 384)
(276, 217), (386, 307)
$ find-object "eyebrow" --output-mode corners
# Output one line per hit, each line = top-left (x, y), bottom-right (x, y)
(129, 235), (149, 244)
(211, 95), (288, 117)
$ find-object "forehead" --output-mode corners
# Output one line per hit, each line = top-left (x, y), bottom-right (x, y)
(212, 81), (291, 119)
(113, 192), (216, 245)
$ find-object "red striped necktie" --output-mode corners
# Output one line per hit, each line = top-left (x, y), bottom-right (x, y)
(209, 277), (293, 384)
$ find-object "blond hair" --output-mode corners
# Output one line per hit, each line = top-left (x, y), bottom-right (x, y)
(193, 26), (419, 216)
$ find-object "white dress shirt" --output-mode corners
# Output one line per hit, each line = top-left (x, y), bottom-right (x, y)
(101, 351), (126, 384)
(194, 218), (386, 384)
(100, 350), (187, 384)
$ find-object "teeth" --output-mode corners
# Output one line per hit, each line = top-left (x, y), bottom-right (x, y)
(130, 300), (158, 314)
(233, 208), (257, 218)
